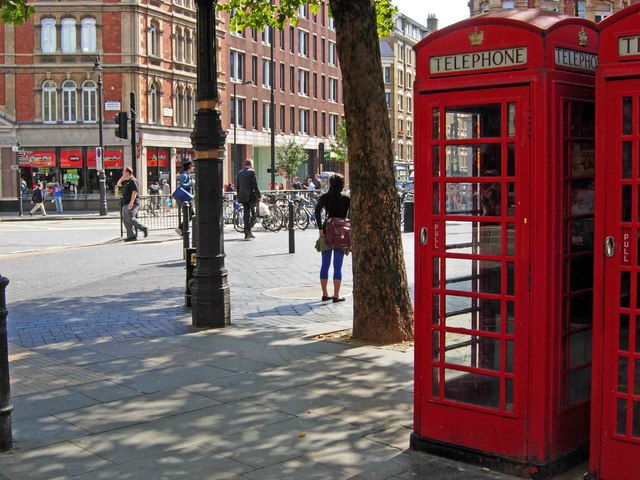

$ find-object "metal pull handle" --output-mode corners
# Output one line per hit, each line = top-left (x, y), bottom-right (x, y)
(605, 236), (616, 258)
(420, 227), (429, 246)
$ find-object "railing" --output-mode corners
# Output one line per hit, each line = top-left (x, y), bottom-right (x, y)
(130, 194), (180, 231)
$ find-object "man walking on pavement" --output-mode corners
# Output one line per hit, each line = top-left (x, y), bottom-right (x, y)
(29, 182), (47, 217)
(116, 167), (148, 242)
(236, 159), (261, 240)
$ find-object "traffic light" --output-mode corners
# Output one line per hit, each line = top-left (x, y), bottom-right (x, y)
(318, 142), (324, 165)
(114, 111), (129, 139)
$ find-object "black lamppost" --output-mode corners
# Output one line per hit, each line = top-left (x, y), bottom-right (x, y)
(270, 28), (276, 190)
(14, 142), (23, 217)
(232, 80), (252, 177)
(94, 57), (108, 216)
(191, 0), (230, 328)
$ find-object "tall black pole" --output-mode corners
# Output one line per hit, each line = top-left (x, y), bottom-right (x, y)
(191, 0), (230, 328)
(270, 30), (276, 191)
(95, 57), (108, 216)
(0, 276), (13, 451)
(130, 92), (137, 177)
(233, 82), (237, 177)
(15, 143), (23, 217)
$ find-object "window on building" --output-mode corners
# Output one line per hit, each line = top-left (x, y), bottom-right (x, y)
(185, 30), (193, 63)
(407, 142), (413, 160)
(577, 1), (586, 18)
(262, 25), (272, 45)
(251, 55), (258, 84)
(298, 4), (308, 19)
(384, 66), (391, 84)
(290, 106), (295, 133)
(176, 87), (184, 126)
(407, 119), (413, 136)
(398, 68), (403, 86)
(328, 15), (335, 31)
(62, 80), (77, 123)
(320, 2), (326, 25)
(298, 69), (309, 96)
(406, 47), (412, 65)
(230, 50), (245, 81)
(595, 4), (613, 22)
(231, 97), (246, 128)
(398, 93), (403, 111)
(385, 91), (391, 109)
(279, 29), (285, 50)
(187, 87), (194, 126)
(149, 22), (159, 56)
(398, 118), (403, 133)
(175, 27), (184, 62)
(280, 104), (285, 132)
(329, 113), (338, 137)
(42, 80), (57, 123)
(81, 18), (96, 53)
(252, 100), (258, 129)
(321, 112), (326, 136)
(290, 66), (295, 93)
(61, 18), (76, 53)
(262, 59), (272, 88)
(313, 73), (317, 98)
(321, 74), (326, 100)
(81, 80), (97, 123)
(321, 38), (325, 63)
(398, 43), (405, 63)
(328, 77), (338, 102)
(41, 18), (56, 53)
(328, 41), (337, 66)
(280, 63), (285, 91)
(313, 110), (318, 136)
(251, 28), (258, 42)
(407, 95), (412, 113)
(289, 26), (295, 53)
(299, 108), (309, 135)
(313, 34), (317, 61)
(407, 72), (412, 87)
(262, 102), (271, 131)
(230, 9), (244, 37)
(298, 30), (309, 57)
(398, 143), (404, 160)
(149, 82), (160, 124)
(481, 2), (490, 13)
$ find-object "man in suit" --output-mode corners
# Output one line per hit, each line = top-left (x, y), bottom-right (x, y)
(236, 159), (261, 240)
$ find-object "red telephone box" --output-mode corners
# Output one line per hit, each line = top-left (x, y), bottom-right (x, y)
(589, 4), (640, 480)
(412, 11), (598, 477)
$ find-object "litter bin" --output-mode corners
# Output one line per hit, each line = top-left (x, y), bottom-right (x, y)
(403, 200), (414, 233)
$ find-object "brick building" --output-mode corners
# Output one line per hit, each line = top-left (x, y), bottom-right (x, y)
(469, 0), (640, 22)
(0, 0), (344, 207)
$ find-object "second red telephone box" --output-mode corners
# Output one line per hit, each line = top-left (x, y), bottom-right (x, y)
(413, 10), (598, 478)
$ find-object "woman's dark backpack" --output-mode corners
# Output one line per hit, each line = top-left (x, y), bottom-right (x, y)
(325, 218), (351, 249)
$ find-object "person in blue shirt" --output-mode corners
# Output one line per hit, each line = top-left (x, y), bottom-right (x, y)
(176, 161), (195, 236)
(53, 181), (63, 213)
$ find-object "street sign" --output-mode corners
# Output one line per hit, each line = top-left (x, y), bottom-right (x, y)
(10, 165), (19, 171)
(95, 147), (103, 171)
(11, 146), (19, 152)
(105, 101), (121, 111)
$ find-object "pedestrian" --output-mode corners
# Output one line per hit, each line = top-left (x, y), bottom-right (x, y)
(116, 167), (148, 242)
(29, 182), (47, 217)
(291, 176), (302, 190)
(176, 161), (195, 236)
(53, 180), (64, 213)
(315, 173), (350, 303)
(314, 173), (322, 190)
(306, 178), (316, 190)
(236, 159), (261, 240)
(161, 179), (171, 212)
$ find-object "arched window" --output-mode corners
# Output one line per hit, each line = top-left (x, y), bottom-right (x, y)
(61, 18), (77, 53)
(42, 80), (57, 123)
(175, 87), (184, 126)
(184, 30), (190, 63)
(186, 87), (194, 126)
(149, 22), (159, 57)
(62, 80), (77, 123)
(81, 18), (96, 53)
(175, 27), (183, 62)
(82, 80), (97, 123)
(41, 18), (56, 53)
(149, 83), (160, 124)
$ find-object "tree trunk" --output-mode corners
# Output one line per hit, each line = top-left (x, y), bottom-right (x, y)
(330, 0), (413, 343)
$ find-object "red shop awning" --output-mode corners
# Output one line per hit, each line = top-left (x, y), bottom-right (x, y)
(87, 149), (124, 168)
(60, 150), (83, 168)
(19, 151), (56, 167)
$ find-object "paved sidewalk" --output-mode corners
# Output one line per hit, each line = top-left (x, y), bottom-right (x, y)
(0, 226), (586, 479)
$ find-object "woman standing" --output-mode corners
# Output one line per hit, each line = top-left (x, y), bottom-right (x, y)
(53, 181), (63, 214)
(315, 173), (350, 303)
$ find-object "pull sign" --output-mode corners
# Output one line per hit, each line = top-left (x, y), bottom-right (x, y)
(621, 229), (631, 265)
(420, 227), (428, 246)
(605, 236), (617, 258)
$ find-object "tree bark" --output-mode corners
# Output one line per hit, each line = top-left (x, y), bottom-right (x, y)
(330, 0), (413, 343)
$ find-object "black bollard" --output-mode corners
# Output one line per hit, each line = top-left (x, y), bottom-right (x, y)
(182, 201), (191, 254)
(0, 276), (13, 451)
(185, 248), (196, 307)
(288, 202), (295, 254)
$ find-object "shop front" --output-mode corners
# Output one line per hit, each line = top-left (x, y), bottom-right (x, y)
(413, 10), (598, 477)
(589, 4), (640, 480)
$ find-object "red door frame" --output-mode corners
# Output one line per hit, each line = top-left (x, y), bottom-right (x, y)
(414, 85), (532, 458)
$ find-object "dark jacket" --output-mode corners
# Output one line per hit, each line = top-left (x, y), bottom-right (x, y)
(32, 187), (44, 203)
(236, 167), (261, 204)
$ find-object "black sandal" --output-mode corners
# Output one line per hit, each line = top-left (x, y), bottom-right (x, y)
(333, 297), (345, 303)
(321, 295), (332, 301)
